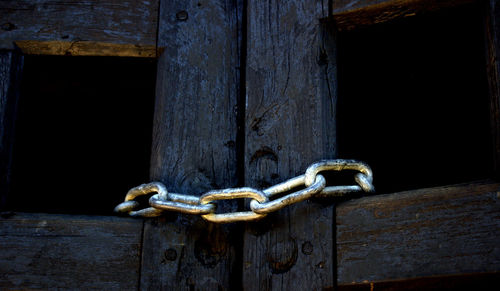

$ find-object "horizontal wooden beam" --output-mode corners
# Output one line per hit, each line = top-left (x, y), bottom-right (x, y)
(14, 40), (157, 57)
(336, 181), (500, 284)
(0, 0), (159, 57)
(0, 213), (143, 290)
(331, 0), (477, 30)
(336, 272), (500, 291)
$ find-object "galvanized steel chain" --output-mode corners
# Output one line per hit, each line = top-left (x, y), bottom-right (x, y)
(114, 159), (374, 223)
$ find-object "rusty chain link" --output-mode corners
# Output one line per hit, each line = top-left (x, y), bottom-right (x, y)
(114, 159), (374, 223)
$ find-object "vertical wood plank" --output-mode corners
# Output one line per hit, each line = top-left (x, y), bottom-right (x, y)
(0, 51), (22, 209)
(243, 1), (337, 290)
(141, 0), (242, 289)
(486, 0), (500, 177)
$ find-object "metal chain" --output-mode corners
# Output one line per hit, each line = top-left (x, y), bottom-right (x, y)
(114, 159), (374, 223)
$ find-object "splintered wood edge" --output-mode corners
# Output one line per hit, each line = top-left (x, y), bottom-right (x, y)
(13, 40), (158, 58)
(331, 0), (477, 31)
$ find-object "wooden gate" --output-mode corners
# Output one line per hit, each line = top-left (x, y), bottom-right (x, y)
(1, 0), (499, 290)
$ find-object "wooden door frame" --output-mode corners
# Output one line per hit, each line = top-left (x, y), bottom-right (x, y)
(0, 0), (499, 289)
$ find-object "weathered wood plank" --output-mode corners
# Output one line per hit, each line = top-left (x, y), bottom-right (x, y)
(486, 0), (500, 177)
(242, 1), (337, 290)
(331, 0), (476, 30)
(0, 212), (143, 290)
(141, 0), (242, 289)
(337, 181), (500, 284)
(0, 51), (22, 210)
(15, 40), (156, 57)
(337, 272), (500, 291)
(0, 0), (159, 56)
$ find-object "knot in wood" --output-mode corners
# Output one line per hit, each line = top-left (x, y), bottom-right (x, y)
(267, 237), (298, 274)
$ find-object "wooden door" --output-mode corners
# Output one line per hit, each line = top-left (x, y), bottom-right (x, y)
(1, 0), (500, 290)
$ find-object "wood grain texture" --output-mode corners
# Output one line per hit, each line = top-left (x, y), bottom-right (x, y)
(0, 0), (159, 56)
(337, 181), (500, 284)
(0, 212), (143, 290)
(141, 0), (242, 289)
(242, 1), (337, 290)
(486, 0), (500, 177)
(331, 0), (476, 30)
(337, 272), (500, 291)
(0, 51), (22, 210)
(15, 40), (156, 57)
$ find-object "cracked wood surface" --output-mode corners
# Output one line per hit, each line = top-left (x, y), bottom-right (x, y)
(0, 213), (143, 290)
(242, 1), (337, 290)
(140, 0), (243, 289)
(336, 181), (500, 284)
(0, 0), (158, 56)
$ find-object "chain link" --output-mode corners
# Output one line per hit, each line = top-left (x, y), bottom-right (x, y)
(200, 187), (269, 223)
(305, 160), (374, 196)
(114, 182), (166, 217)
(150, 192), (215, 215)
(250, 174), (325, 214)
(114, 159), (374, 223)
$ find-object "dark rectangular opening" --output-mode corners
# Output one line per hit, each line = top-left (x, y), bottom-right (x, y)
(336, 2), (494, 194)
(7, 55), (156, 215)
